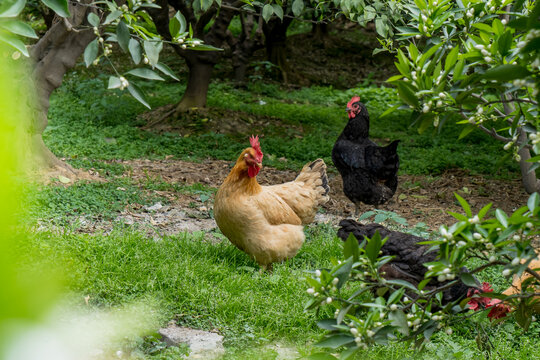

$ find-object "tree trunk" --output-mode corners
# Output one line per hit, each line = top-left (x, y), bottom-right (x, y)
(263, 17), (293, 83)
(29, 1), (96, 180)
(518, 130), (540, 193)
(149, 0), (240, 113)
(230, 14), (263, 83)
(176, 59), (214, 112)
(311, 22), (328, 48)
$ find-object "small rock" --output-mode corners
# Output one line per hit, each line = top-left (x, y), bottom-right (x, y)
(158, 325), (224, 359)
(278, 157), (287, 162)
(145, 202), (163, 211)
(199, 206), (208, 212)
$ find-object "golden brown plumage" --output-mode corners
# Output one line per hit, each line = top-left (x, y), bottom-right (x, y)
(214, 136), (329, 269)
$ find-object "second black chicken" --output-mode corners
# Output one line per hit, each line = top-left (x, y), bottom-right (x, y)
(337, 219), (474, 305)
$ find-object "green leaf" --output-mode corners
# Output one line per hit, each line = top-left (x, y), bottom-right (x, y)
(272, 4), (283, 20)
(460, 273), (478, 287)
(454, 192), (472, 217)
(418, 43), (444, 68)
(453, 59), (465, 80)
(365, 231), (384, 264)
(126, 68), (164, 81)
(315, 335), (354, 349)
(41, 0), (70, 17)
(317, 319), (338, 331)
(444, 46), (459, 72)
(128, 38), (141, 64)
(116, 20), (130, 52)
(104, 10), (122, 25)
(527, 193), (539, 213)
(472, 23), (494, 33)
(83, 38), (99, 68)
(336, 304), (352, 325)
(87, 12), (100, 28)
(334, 257), (353, 289)
(155, 62), (179, 81)
(498, 30), (512, 57)
(127, 82), (151, 109)
(495, 209), (509, 228)
(144, 40), (161, 66)
(395, 81), (419, 108)
(169, 11), (181, 38)
(0, 20), (37, 38)
(478, 202), (492, 220)
(200, 0), (213, 11)
(458, 124), (476, 140)
(389, 310), (409, 335)
(385, 279), (417, 291)
(0, 31), (28, 56)
(0, 0), (26, 18)
(107, 76), (122, 89)
(292, 0), (304, 17)
(483, 65), (531, 81)
(343, 233), (359, 262)
(262, 4), (274, 22)
(418, 278), (431, 291)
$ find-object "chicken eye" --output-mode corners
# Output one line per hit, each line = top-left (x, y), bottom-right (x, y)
(244, 153), (249, 157)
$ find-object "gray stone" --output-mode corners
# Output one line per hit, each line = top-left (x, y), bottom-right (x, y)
(158, 324), (224, 359)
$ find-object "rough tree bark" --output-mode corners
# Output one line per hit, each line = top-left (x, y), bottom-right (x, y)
(262, 17), (293, 83)
(29, 1), (96, 179)
(517, 130), (540, 193)
(228, 13), (264, 83)
(149, 0), (240, 113)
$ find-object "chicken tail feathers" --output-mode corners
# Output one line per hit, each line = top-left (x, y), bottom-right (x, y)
(300, 158), (330, 197)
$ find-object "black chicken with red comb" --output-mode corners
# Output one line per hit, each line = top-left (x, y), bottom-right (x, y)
(332, 95), (400, 214)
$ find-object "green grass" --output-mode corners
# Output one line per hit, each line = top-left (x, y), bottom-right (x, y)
(28, 177), (166, 223)
(45, 72), (519, 177)
(24, 223), (540, 359)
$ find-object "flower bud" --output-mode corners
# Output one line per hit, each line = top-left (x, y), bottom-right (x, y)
(445, 328), (453, 335)
(511, 257), (520, 266)
(350, 328), (358, 336)
(315, 270), (321, 277)
(307, 288), (315, 295)
(489, 256), (496, 262)
(502, 269), (511, 277)
(390, 304), (398, 311)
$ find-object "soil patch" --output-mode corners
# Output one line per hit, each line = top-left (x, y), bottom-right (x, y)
(117, 158), (528, 232)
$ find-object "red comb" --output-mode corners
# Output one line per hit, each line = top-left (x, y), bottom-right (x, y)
(249, 135), (263, 162)
(347, 95), (361, 108)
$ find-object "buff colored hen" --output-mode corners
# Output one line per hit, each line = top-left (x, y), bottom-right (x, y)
(214, 136), (329, 270)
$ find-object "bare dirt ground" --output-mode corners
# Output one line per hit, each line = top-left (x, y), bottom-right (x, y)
(73, 158), (530, 239)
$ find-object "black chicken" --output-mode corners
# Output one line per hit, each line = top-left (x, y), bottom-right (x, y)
(337, 219), (475, 305)
(332, 96), (400, 214)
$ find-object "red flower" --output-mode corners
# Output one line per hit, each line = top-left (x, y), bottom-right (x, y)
(467, 282), (493, 311)
(487, 300), (511, 319)
(467, 283), (510, 320)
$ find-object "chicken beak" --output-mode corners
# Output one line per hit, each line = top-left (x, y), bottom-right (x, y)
(346, 107), (352, 112)
(256, 162), (262, 169)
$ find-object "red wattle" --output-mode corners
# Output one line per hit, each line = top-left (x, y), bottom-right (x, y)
(248, 165), (259, 178)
